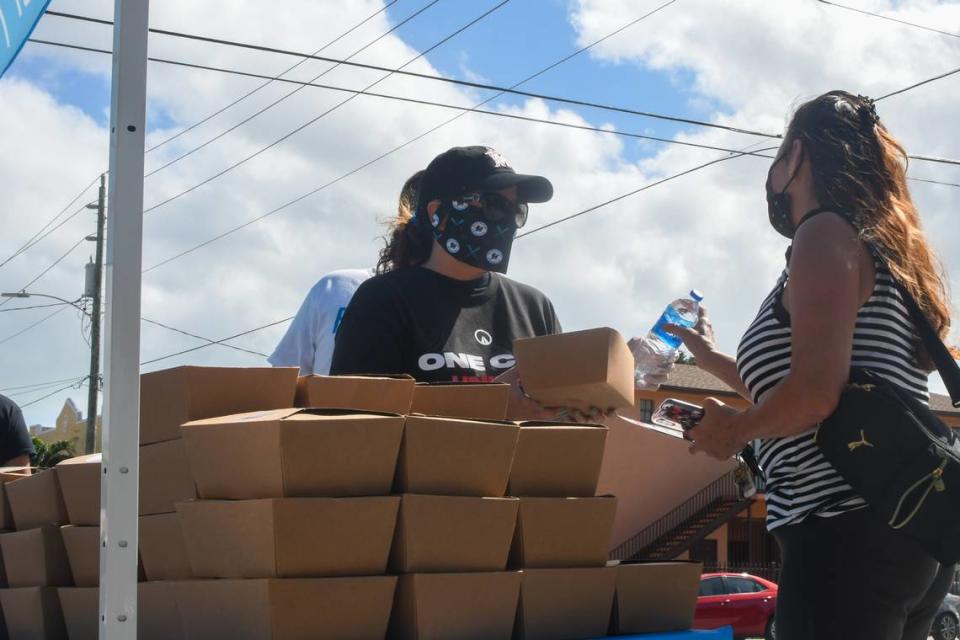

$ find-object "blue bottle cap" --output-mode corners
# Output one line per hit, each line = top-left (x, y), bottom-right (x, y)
(690, 289), (704, 302)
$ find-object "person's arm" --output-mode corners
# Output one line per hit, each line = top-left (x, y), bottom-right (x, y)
(269, 288), (322, 375)
(2, 454), (30, 471)
(1, 400), (35, 470)
(663, 308), (752, 400)
(329, 283), (406, 376)
(688, 213), (866, 459)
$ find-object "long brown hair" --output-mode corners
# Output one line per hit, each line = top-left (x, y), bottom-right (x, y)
(786, 90), (951, 366)
(376, 170), (429, 274)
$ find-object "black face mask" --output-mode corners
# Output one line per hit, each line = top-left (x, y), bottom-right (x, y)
(430, 193), (522, 273)
(765, 152), (802, 239)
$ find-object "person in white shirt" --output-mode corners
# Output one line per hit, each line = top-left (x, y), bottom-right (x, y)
(270, 171), (423, 375)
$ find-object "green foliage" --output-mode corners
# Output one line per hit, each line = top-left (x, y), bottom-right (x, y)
(31, 438), (76, 469)
(676, 351), (698, 365)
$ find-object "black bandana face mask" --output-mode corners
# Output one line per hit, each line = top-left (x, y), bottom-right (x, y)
(429, 193), (521, 273)
(765, 151), (801, 239)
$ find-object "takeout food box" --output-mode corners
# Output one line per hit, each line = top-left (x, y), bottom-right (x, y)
(58, 587), (96, 640)
(182, 409), (405, 499)
(139, 581), (186, 640)
(295, 374), (416, 414)
(6, 470), (69, 530)
(395, 416), (518, 497)
(508, 422), (607, 497)
(513, 328), (635, 411)
(60, 526), (99, 588)
(510, 497), (617, 569)
(410, 383), (511, 421)
(0, 468), (31, 530)
(55, 454), (101, 527)
(610, 561), (703, 634)
(138, 513), (193, 581)
(0, 587), (68, 640)
(140, 365), (299, 445)
(0, 526), (73, 587)
(390, 495), (518, 574)
(177, 497), (400, 579)
(389, 572), (521, 640)
(514, 567), (617, 640)
(139, 440), (197, 516)
(174, 577), (397, 640)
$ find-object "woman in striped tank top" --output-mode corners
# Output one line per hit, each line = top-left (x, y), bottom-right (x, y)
(669, 91), (953, 640)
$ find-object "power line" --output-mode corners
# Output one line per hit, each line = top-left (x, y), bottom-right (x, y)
(0, 237), (87, 310)
(141, 316), (293, 366)
(0, 301), (74, 312)
(143, 0), (682, 273)
(141, 317), (269, 358)
(0, 376), (89, 394)
(142, 0), (440, 178)
(0, 305), (70, 346)
(17, 379), (87, 409)
(876, 65), (960, 102)
(817, 0), (960, 40)
(142, 0), (508, 214)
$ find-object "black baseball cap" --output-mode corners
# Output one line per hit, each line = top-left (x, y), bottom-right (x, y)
(416, 146), (554, 211)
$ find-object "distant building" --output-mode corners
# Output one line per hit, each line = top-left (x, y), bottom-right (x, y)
(34, 398), (101, 453)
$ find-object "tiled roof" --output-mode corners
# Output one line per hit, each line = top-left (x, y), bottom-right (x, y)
(662, 364), (960, 416)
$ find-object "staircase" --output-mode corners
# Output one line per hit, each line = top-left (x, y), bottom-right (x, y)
(610, 471), (754, 562)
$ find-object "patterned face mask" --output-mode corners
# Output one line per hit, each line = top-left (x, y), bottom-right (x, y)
(429, 193), (525, 273)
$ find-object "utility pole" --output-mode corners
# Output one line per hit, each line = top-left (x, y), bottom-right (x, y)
(85, 174), (106, 454)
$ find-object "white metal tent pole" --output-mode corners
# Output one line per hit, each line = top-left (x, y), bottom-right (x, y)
(99, 0), (150, 637)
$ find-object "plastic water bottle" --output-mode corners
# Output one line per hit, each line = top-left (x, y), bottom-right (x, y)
(634, 290), (704, 388)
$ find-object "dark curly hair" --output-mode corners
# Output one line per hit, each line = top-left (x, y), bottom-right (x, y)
(376, 170), (430, 274)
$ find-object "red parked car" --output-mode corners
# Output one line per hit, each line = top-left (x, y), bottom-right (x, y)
(694, 572), (778, 640)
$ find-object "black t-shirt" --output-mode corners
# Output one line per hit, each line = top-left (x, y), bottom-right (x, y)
(0, 394), (34, 464)
(330, 268), (561, 382)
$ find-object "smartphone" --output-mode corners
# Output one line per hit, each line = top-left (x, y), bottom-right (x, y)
(651, 398), (706, 432)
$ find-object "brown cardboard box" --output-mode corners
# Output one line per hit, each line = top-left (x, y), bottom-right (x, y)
(6, 470), (69, 530)
(391, 495), (518, 574)
(514, 328), (635, 411)
(295, 374), (416, 414)
(139, 581), (185, 640)
(140, 365), (299, 445)
(389, 572), (520, 640)
(60, 526), (98, 587)
(410, 383), (511, 421)
(177, 497), (400, 579)
(0, 468), (30, 531)
(182, 409), (404, 499)
(396, 416), (518, 497)
(508, 422), (608, 497)
(139, 513), (192, 581)
(510, 497), (617, 569)
(0, 526), (73, 587)
(57, 587), (96, 640)
(55, 455), (101, 527)
(140, 439), (197, 516)
(515, 567), (617, 640)
(0, 587), (68, 640)
(611, 561), (703, 634)
(174, 577), (397, 640)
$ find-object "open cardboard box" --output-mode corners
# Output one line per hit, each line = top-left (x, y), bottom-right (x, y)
(139, 513), (193, 581)
(510, 497), (617, 569)
(295, 374), (416, 414)
(611, 561), (703, 635)
(60, 526), (99, 588)
(391, 495), (518, 574)
(139, 582), (186, 640)
(6, 469), (69, 530)
(389, 572), (521, 640)
(140, 365), (299, 445)
(396, 416), (518, 497)
(182, 409), (404, 500)
(0, 526), (73, 587)
(508, 422), (607, 497)
(177, 497), (400, 579)
(515, 567), (617, 640)
(55, 454), (101, 527)
(140, 439), (197, 516)
(0, 587), (67, 640)
(410, 383), (511, 421)
(514, 328), (635, 412)
(58, 587), (96, 640)
(0, 468), (31, 531)
(174, 577), (397, 640)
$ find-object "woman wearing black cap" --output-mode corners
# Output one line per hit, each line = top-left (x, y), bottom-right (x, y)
(330, 146), (560, 418)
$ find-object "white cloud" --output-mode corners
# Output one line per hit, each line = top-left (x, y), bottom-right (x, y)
(2, 0), (958, 427)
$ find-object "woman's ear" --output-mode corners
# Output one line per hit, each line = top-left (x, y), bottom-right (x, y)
(426, 200), (441, 217)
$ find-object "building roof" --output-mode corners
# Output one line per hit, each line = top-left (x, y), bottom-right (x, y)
(661, 364), (960, 416)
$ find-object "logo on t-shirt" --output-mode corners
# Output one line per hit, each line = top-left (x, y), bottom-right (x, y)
(474, 329), (493, 346)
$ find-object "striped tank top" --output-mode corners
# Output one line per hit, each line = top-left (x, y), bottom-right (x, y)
(736, 245), (930, 530)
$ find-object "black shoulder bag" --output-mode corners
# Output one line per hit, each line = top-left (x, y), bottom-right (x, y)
(815, 274), (960, 565)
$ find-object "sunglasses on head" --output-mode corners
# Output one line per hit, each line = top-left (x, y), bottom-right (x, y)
(452, 192), (529, 228)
